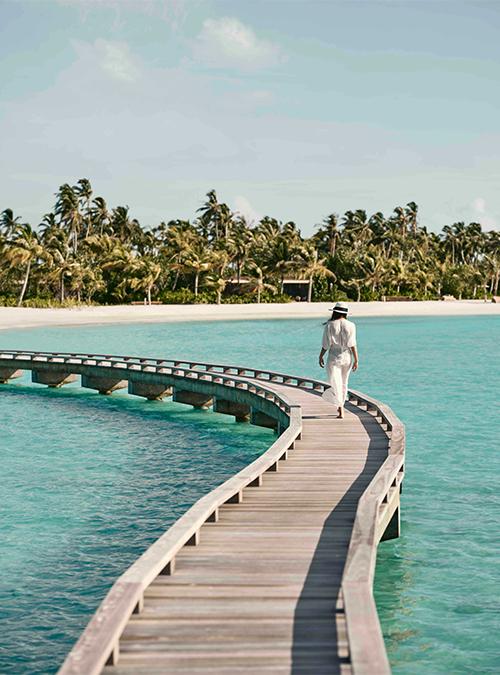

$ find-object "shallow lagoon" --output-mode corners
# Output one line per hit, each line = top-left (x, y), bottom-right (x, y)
(1, 315), (499, 673)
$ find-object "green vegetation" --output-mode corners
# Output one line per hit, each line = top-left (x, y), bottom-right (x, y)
(1, 181), (498, 306)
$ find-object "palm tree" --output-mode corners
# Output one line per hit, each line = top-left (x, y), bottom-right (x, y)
(444, 222), (469, 265)
(442, 224), (458, 265)
(466, 263), (484, 298)
(484, 230), (500, 295)
(1, 209), (21, 238)
(368, 211), (387, 248)
(344, 277), (363, 302)
(260, 224), (301, 293)
(381, 217), (404, 259)
(244, 262), (276, 303)
(45, 242), (75, 303)
(413, 266), (436, 298)
(1, 184), (493, 307)
(483, 254), (500, 296)
(161, 221), (200, 290)
(172, 242), (214, 297)
(405, 201), (419, 236)
(313, 213), (340, 258)
(392, 206), (411, 241)
(254, 217), (281, 242)
(360, 249), (389, 296)
(55, 183), (82, 255)
(225, 216), (252, 283)
(197, 190), (233, 242)
(341, 210), (372, 252)
(5, 224), (45, 305)
(432, 259), (449, 298)
(110, 206), (132, 242)
(129, 256), (162, 305)
(66, 261), (104, 303)
(390, 258), (413, 295)
(75, 178), (93, 239)
(213, 250), (230, 303)
(294, 244), (335, 302)
(204, 251), (230, 304)
(464, 222), (484, 264)
(90, 197), (109, 236)
(39, 212), (58, 239)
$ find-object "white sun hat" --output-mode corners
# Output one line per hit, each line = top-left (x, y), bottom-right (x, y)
(328, 302), (349, 314)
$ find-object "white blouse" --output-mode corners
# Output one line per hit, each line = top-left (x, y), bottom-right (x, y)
(322, 319), (357, 365)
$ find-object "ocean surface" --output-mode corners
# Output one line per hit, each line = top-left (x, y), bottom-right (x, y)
(0, 315), (498, 674)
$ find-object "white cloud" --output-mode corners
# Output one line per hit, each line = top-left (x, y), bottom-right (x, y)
(472, 197), (486, 215)
(193, 17), (284, 70)
(232, 195), (262, 225)
(73, 39), (140, 82)
(3, 28), (500, 235)
(475, 200), (497, 228)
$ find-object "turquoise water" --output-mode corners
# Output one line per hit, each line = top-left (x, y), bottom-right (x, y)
(1, 315), (499, 673)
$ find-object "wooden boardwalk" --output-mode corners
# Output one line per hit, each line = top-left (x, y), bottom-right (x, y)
(0, 351), (404, 674)
(105, 384), (389, 675)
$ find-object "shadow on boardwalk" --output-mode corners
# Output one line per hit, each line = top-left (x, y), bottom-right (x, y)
(291, 404), (386, 674)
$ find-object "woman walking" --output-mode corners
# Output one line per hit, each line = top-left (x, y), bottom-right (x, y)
(319, 302), (358, 418)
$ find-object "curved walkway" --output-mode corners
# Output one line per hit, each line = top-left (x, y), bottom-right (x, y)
(0, 351), (405, 675)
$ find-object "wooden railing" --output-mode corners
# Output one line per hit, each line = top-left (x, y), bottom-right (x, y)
(59, 415), (302, 675)
(0, 350), (405, 674)
(342, 389), (405, 674)
(0, 350), (329, 391)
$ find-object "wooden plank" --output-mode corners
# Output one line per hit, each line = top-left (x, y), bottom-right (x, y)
(45, 353), (403, 675)
(122, 617), (346, 642)
(105, 667), (352, 675)
(108, 653), (346, 671)
(104, 666), (352, 675)
(136, 597), (337, 619)
(145, 583), (341, 599)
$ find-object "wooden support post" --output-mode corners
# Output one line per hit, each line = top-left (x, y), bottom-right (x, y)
(213, 397), (250, 422)
(0, 367), (23, 383)
(248, 475), (263, 487)
(250, 409), (278, 430)
(186, 530), (200, 546)
(381, 506), (400, 541)
(160, 558), (175, 575)
(81, 374), (127, 395)
(226, 490), (243, 504)
(133, 595), (144, 614)
(173, 388), (213, 409)
(105, 643), (119, 666)
(32, 370), (77, 388)
(128, 380), (172, 400)
(206, 508), (219, 522)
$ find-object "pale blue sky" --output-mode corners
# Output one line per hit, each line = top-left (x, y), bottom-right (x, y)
(1, 0), (499, 234)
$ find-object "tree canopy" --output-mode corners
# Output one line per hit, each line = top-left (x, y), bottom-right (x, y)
(1, 180), (498, 306)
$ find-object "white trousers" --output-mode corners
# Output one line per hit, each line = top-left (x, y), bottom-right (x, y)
(322, 359), (352, 407)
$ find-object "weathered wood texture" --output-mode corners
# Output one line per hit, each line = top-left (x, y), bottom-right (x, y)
(0, 351), (404, 674)
(99, 390), (390, 675)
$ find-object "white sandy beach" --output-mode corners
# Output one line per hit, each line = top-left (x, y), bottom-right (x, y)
(0, 300), (498, 332)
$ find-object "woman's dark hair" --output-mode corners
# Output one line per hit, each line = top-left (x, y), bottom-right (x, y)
(323, 310), (347, 324)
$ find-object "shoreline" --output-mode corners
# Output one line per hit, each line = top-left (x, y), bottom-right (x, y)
(0, 300), (499, 332)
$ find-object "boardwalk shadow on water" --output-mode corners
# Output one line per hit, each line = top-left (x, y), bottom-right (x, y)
(291, 403), (386, 674)
(0, 381), (273, 675)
